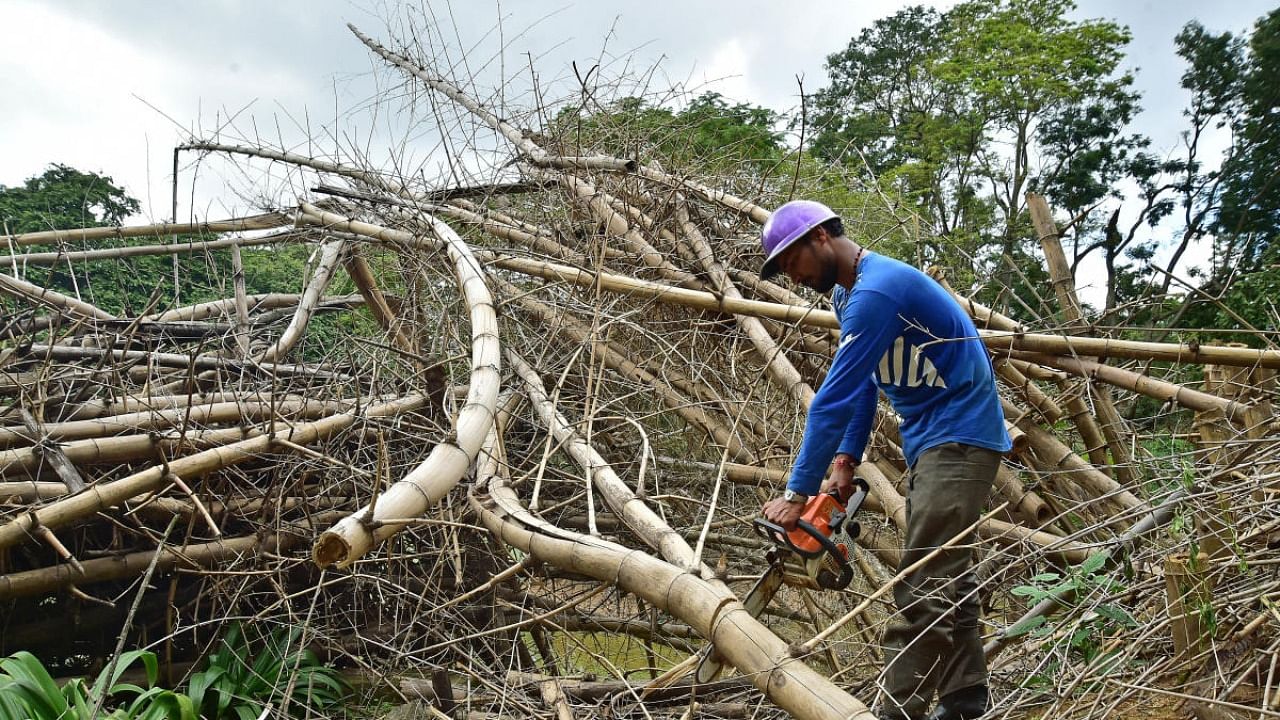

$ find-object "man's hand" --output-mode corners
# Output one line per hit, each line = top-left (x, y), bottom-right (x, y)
(821, 457), (858, 503)
(762, 496), (805, 531)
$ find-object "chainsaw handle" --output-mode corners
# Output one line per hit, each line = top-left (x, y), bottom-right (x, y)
(753, 516), (799, 553)
(752, 517), (830, 560)
(843, 477), (870, 527)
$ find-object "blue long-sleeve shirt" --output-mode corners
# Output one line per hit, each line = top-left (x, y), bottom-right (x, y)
(786, 252), (1012, 495)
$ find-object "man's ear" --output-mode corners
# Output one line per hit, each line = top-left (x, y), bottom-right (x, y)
(809, 225), (830, 247)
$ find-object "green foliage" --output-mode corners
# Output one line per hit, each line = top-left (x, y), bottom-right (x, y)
(1215, 8), (1280, 265)
(1008, 553), (1138, 671)
(185, 623), (347, 719)
(0, 650), (195, 720)
(1165, 12), (1280, 338)
(0, 624), (346, 720)
(0, 164), (139, 234)
(550, 92), (785, 175)
(811, 0), (1160, 316)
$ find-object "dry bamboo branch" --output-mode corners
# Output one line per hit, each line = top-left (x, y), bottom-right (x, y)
(674, 203), (815, 409)
(0, 211), (290, 248)
(498, 280), (756, 464)
(350, 26), (635, 173)
(0, 394), (427, 549)
(509, 350), (711, 573)
(0, 273), (117, 321)
(313, 211), (499, 568)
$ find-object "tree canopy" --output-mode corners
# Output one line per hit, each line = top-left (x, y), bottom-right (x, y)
(808, 0), (1278, 341)
(0, 164), (139, 234)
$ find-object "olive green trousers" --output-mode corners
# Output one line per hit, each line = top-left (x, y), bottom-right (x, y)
(878, 442), (1001, 720)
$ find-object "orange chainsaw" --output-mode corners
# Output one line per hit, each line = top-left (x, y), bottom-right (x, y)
(694, 477), (870, 682)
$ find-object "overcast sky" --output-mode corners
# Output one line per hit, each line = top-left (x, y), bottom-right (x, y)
(0, 0), (1273, 231)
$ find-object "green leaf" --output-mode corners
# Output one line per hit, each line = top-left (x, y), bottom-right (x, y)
(0, 652), (69, 718)
(1079, 553), (1107, 576)
(1004, 615), (1047, 638)
(1095, 604), (1139, 628)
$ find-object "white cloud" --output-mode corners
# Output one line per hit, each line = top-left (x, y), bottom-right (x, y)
(698, 37), (756, 102)
(0, 1), (318, 220)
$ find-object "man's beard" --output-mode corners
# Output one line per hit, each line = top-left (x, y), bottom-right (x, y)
(809, 263), (839, 294)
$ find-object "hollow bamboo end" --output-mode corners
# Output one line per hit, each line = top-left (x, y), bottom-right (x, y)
(312, 532), (351, 568)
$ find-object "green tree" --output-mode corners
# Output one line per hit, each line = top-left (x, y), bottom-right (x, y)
(0, 164), (139, 234)
(811, 6), (992, 255)
(550, 92), (785, 175)
(0, 165), (314, 319)
(811, 0), (1153, 318)
(1213, 8), (1280, 275)
(1170, 10), (1280, 339)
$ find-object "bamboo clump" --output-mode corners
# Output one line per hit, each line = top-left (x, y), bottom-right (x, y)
(1, 16), (1278, 720)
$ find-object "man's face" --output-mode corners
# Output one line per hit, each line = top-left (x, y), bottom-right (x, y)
(777, 232), (838, 293)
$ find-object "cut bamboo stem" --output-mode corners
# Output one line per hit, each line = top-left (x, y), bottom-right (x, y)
(312, 210), (499, 568)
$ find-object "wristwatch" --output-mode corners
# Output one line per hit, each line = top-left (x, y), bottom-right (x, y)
(783, 488), (808, 504)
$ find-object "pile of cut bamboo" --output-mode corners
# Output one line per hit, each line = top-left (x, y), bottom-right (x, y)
(2, 22), (1278, 720)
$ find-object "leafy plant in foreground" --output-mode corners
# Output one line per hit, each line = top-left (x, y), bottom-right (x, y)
(1007, 553), (1139, 671)
(0, 649), (195, 720)
(185, 623), (346, 719)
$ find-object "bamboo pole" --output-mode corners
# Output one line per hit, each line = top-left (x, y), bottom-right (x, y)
(0, 273), (117, 321)
(4, 230), (294, 267)
(0, 532), (293, 599)
(1027, 193), (1087, 331)
(0, 482), (67, 501)
(1057, 381), (1113, 470)
(256, 236), (347, 363)
(480, 253), (1280, 368)
(52, 389), (303, 422)
(0, 399), (352, 449)
(0, 422), (335, 481)
(0, 211), (290, 248)
(19, 343), (348, 381)
(148, 292), (364, 322)
(312, 211), (500, 568)
(1165, 553), (1212, 659)
(229, 242), (251, 357)
(469, 485), (873, 719)
(993, 358), (1064, 424)
(1024, 352), (1254, 424)
(1032, 194), (1137, 484)
(344, 248), (415, 354)
(300, 210), (1280, 376)
(1001, 398), (1144, 513)
(0, 394), (427, 549)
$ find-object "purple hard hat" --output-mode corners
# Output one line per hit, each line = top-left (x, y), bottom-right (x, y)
(759, 200), (838, 280)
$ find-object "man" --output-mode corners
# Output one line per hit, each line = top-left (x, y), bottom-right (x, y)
(758, 200), (1011, 720)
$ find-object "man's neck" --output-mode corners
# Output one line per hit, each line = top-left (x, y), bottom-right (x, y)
(836, 239), (865, 290)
